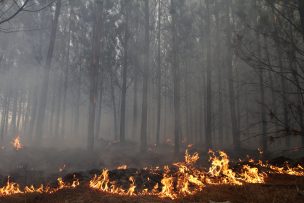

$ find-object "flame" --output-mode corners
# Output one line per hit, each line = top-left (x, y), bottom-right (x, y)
(90, 150), (206, 199)
(12, 136), (22, 150)
(1, 150), (302, 199)
(208, 150), (242, 185)
(241, 165), (266, 183)
(0, 176), (79, 197)
(268, 164), (304, 176)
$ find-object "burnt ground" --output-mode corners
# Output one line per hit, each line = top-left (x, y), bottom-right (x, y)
(0, 175), (304, 203)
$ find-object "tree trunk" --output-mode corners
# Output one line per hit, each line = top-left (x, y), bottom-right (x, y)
(119, 1), (129, 144)
(215, 0), (224, 146)
(95, 72), (104, 139)
(205, 0), (212, 149)
(225, 0), (240, 150)
(35, 0), (61, 143)
(298, 0), (304, 39)
(140, 0), (150, 152)
(61, 13), (71, 139)
(257, 34), (268, 154)
(171, 0), (181, 155)
(88, 1), (103, 150)
(110, 75), (118, 140)
(156, 0), (162, 146)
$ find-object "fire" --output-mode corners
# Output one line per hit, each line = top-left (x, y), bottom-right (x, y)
(90, 150), (206, 199)
(0, 176), (79, 197)
(208, 150), (242, 185)
(12, 136), (22, 150)
(89, 150), (270, 199)
(241, 165), (266, 183)
(1, 149), (303, 200)
(268, 164), (304, 176)
(0, 177), (22, 196)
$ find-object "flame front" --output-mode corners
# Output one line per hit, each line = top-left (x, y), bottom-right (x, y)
(0, 176), (79, 197)
(0, 150), (303, 200)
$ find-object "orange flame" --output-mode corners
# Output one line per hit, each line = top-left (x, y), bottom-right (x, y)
(1, 150), (303, 199)
(0, 176), (79, 197)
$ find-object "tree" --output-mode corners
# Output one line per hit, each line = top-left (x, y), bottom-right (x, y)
(35, 0), (61, 143)
(87, 0), (104, 150)
(140, 0), (150, 152)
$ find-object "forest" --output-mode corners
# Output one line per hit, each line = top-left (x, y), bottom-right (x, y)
(0, 0), (304, 202)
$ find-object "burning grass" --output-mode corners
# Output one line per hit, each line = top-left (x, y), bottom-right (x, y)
(0, 149), (303, 202)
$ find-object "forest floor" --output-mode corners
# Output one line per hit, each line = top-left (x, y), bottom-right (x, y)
(0, 175), (304, 203)
(0, 142), (304, 202)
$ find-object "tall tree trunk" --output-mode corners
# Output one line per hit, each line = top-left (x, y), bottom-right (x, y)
(132, 73), (138, 139)
(264, 37), (278, 135)
(0, 92), (9, 142)
(35, 0), (61, 143)
(110, 75), (118, 140)
(140, 0), (150, 152)
(88, 1), (103, 150)
(214, 0), (224, 146)
(61, 13), (71, 139)
(257, 34), (268, 154)
(11, 92), (18, 136)
(74, 64), (81, 137)
(119, 1), (129, 144)
(54, 75), (63, 138)
(49, 82), (56, 137)
(205, 0), (212, 149)
(225, 0), (240, 150)
(95, 72), (104, 139)
(171, 0), (181, 154)
(298, 0), (304, 39)
(156, 0), (162, 146)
